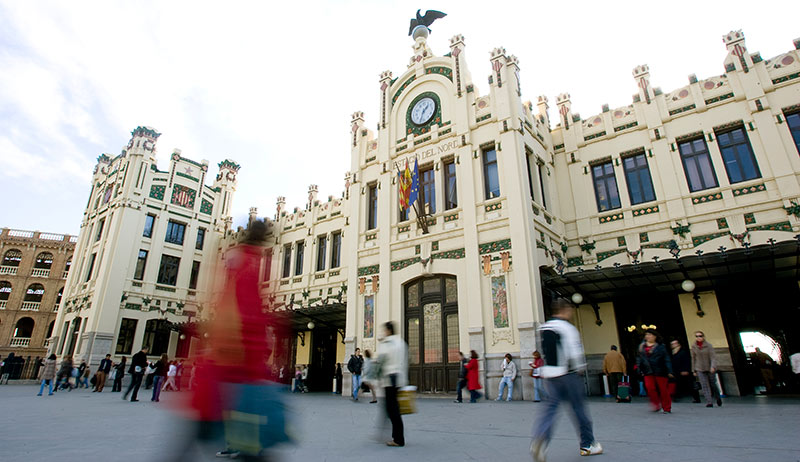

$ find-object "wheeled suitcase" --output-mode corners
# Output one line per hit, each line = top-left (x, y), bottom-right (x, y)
(616, 375), (631, 403)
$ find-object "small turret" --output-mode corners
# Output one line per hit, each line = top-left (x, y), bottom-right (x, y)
(307, 184), (319, 210)
(556, 93), (572, 130)
(632, 64), (654, 104)
(125, 126), (160, 158)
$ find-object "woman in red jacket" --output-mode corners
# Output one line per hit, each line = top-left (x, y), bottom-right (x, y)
(465, 350), (482, 403)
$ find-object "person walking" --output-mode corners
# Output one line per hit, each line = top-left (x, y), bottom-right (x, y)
(465, 350), (482, 403)
(151, 353), (169, 402)
(637, 329), (673, 413)
(454, 352), (468, 403)
(529, 351), (545, 402)
(379, 321), (408, 447)
(362, 350), (378, 403)
(37, 353), (57, 396)
(54, 356), (73, 392)
(112, 357), (126, 392)
(753, 347), (775, 394)
(164, 361), (179, 391)
(301, 365), (309, 392)
(531, 298), (603, 461)
(77, 360), (89, 389)
(496, 353), (517, 401)
(334, 363), (343, 394)
(691, 331), (722, 407)
(602, 345), (626, 400)
(348, 348), (364, 401)
(123, 347), (149, 402)
(175, 360), (184, 391)
(669, 339), (699, 402)
(94, 354), (113, 392)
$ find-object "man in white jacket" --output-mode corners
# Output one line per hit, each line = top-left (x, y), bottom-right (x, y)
(531, 298), (603, 461)
(379, 321), (408, 447)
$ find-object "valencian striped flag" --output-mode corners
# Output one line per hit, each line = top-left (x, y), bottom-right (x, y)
(408, 158), (419, 209)
(398, 159), (412, 211)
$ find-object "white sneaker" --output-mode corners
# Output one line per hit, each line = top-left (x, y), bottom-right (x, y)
(580, 441), (603, 456)
(530, 438), (548, 462)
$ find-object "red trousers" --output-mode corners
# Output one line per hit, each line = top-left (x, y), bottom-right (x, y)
(644, 375), (671, 412)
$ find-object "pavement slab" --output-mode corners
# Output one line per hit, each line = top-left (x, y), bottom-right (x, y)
(1, 384), (798, 461)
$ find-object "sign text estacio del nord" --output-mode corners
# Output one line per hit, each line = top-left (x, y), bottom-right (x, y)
(414, 138), (459, 161)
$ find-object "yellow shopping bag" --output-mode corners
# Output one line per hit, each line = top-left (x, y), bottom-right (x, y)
(398, 386), (417, 415)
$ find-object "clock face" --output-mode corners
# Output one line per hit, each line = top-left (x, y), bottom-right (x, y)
(411, 97), (436, 126)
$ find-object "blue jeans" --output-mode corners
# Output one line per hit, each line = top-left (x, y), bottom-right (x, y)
(351, 374), (362, 399)
(456, 378), (466, 402)
(469, 389), (481, 403)
(532, 373), (595, 448)
(497, 377), (513, 400)
(151, 376), (164, 401)
(533, 377), (544, 401)
(38, 379), (53, 395)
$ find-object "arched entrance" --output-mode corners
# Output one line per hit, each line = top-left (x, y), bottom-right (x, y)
(404, 275), (460, 393)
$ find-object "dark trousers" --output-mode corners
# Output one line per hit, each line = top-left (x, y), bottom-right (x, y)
(124, 373), (144, 401)
(608, 372), (622, 397)
(112, 374), (124, 392)
(456, 378), (466, 402)
(533, 373), (595, 448)
(384, 379), (404, 446)
(152, 376), (164, 401)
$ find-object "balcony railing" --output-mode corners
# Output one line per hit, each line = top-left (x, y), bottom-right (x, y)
(53, 304), (59, 312)
(62, 271), (69, 279)
(31, 268), (51, 278)
(9, 337), (31, 347)
(0, 300), (6, 309)
(21, 302), (41, 311)
(0, 266), (18, 275)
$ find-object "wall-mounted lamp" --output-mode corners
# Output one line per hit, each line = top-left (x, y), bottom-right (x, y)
(307, 321), (315, 330)
(682, 279), (705, 317)
(571, 293), (583, 305)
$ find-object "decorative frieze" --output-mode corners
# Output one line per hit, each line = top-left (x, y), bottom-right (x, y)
(432, 248), (465, 260)
(613, 121), (638, 133)
(597, 248), (625, 262)
(704, 92), (734, 105)
(357, 264), (380, 276)
(365, 233), (377, 241)
(692, 192), (723, 204)
(567, 256), (584, 267)
(669, 104), (696, 116)
(443, 213), (459, 222)
(772, 72), (800, 85)
(200, 199), (213, 215)
(425, 66), (453, 81)
(392, 75), (416, 104)
(390, 256), (420, 272)
(479, 239), (511, 255)
(692, 232), (728, 247)
(732, 183), (766, 196)
(599, 212), (624, 224)
(632, 204), (659, 217)
(485, 202), (502, 212)
(747, 221), (792, 232)
(641, 240), (673, 249)
(584, 131), (606, 141)
(476, 114), (492, 123)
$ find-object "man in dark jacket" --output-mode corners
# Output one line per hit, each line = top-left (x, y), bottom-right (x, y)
(670, 339), (699, 402)
(94, 354), (113, 392)
(454, 352), (468, 403)
(123, 347), (148, 402)
(347, 348), (363, 401)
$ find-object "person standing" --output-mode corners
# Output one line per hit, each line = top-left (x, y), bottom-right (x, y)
(37, 354), (57, 396)
(151, 353), (169, 402)
(301, 365), (309, 392)
(123, 347), (149, 402)
(753, 347), (775, 394)
(691, 331), (722, 407)
(362, 350), (378, 403)
(176, 360), (184, 391)
(496, 353), (517, 401)
(112, 357), (126, 392)
(454, 352), (468, 403)
(637, 330), (673, 413)
(465, 350), (482, 403)
(529, 351), (545, 402)
(54, 356), (73, 392)
(94, 354), (113, 392)
(379, 321), (408, 447)
(669, 339), (699, 402)
(164, 361), (179, 391)
(347, 348), (364, 401)
(602, 345), (626, 400)
(334, 363), (343, 394)
(77, 360), (89, 389)
(531, 298), (603, 461)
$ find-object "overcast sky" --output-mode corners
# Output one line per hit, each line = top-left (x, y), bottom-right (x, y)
(1, 1), (798, 235)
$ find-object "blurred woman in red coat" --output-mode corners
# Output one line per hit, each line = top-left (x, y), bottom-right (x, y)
(465, 350), (483, 403)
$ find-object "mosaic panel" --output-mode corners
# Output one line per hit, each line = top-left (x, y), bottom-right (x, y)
(363, 295), (374, 338)
(632, 205), (659, 217)
(200, 199), (213, 215)
(692, 192), (724, 204)
(479, 238), (512, 255)
(599, 212), (624, 224)
(732, 184), (766, 197)
(747, 221), (792, 232)
(149, 185), (166, 201)
(597, 248), (625, 261)
(357, 264), (379, 276)
(491, 275), (509, 329)
(716, 218), (729, 229)
(170, 184), (196, 209)
(692, 232), (729, 247)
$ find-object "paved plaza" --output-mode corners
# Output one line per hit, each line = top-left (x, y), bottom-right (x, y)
(1, 384), (798, 461)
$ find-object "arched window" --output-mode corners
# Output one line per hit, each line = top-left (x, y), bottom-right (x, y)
(0, 281), (11, 301)
(46, 320), (55, 338)
(24, 284), (45, 302)
(13, 317), (35, 338)
(65, 258), (72, 273)
(2, 249), (22, 267)
(34, 252), (54, 269)
(56, 287), (64, 305)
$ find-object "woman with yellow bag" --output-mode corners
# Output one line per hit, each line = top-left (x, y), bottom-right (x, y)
(378, 321), (408, 447)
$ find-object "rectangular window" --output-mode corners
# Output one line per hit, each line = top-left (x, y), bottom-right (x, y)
(716, 127), (761, 183)
(331, 232), (342, 268)
(420, 165), (436, 214)
(133, 250), (148, 281)
(294, 240), (305, 276)
(165, 220), (186, 245)
(156, 254), (181, 286)
(316, 235), (327, 272)
(115, 318), (138, 355)
(622, 153), (656, 205)
(367, 184), (378, 230)
(143, 214), (155, 238)
(189, 261), (200, 289)
(282, 244), (292, 278)
(263, 250), (272, 282)
(537, 162), (548, 210)
(143, 319), (170, 355)
(591, 161), (622, 212)
(678, 138), (719, 192)
(195, 228), (206, 250)
(95, 218), (105, 242)
(483, 149), (500, 199)
(787, 112), (800, 155)
(525, 153), (536, 201)
(443, 159), (457, 210)
(399, 204), (410, 222)
(85, 253), (97, 282)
